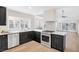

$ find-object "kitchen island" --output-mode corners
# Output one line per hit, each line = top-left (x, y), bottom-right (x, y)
(51, 32), (66, 52)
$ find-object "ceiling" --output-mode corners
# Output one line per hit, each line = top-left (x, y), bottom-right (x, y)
(23, 6), (53, 15)
(6, 6), (69, 15)
(23, 6), (67, 15)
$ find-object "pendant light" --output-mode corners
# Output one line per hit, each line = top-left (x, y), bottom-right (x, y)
(62, 9), (67, 18)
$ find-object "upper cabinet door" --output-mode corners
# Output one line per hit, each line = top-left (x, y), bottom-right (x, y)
(0, 6), (6, 25)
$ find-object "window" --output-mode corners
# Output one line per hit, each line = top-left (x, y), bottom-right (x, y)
(9, 20), (14, 29)
(57, 22), (77, 32)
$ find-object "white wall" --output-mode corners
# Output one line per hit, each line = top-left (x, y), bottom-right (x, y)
(6, 6), (30, 15)
(56, 7), (79, 32)
(33, 16), (44, 29)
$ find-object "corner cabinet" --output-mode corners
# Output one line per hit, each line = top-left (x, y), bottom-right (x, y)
(51, 34), (66, 52)
(34, 31), (41, 43)
(0, 35), (8, 52)
(19, 32), (32, 44)
(0, 6), (6, 25)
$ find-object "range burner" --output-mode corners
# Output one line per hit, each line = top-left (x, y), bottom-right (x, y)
(42, 30), (55, 35)
(43, 30), (54, 32)
(43, 30), (54, 33)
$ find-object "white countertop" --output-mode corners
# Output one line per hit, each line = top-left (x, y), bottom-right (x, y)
(0, 30), (32, 35)
(0, 29), (43, 35)
(52, 32), (67, 35)
(0, 29), (66, 36)
(33, 29), (43, 32)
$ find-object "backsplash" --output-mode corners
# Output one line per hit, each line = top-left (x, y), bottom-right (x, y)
(44, 21), (56, 31)
(0, 26), (8, 32)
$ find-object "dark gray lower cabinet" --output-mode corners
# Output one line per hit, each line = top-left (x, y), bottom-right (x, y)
(51, 34), (65, 52)
(34, 31), (41, 43)
(19, 32), (32, 44)
(51, 35), (57, 49)
(19, 32), (25, 44)
(0, 35), (8, 52)
(19, 31), (41, 44)
(28, 31), (36, 40)
(0, 38), (2, 51)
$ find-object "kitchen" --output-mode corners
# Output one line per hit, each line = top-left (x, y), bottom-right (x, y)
(0, 6), (79, 52)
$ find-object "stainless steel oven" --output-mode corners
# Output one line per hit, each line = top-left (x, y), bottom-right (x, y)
(41, 32), (51, 48)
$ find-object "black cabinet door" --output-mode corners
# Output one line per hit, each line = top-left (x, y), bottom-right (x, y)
(32, 31), (36, 40)
(19, 32), (25, 44)
(25, 32), (32, 43)
(27, 31), (32, 40)
(0, 35), (8, 52)
(51, 34), (57, 49)
(51, 34), (65, 52)
(36, 32), (41, 43)
(27, 31), (35, 40)
(56, 35), (64, 52)
(19, 32), (32, 44)
(1, 35), (8, 51)
(0, 6), (6, 25)
(0, 38), (2, 51)
(35, 32), (41, 43)
(27, 32), (33, 41)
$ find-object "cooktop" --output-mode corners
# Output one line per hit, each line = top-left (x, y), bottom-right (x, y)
(43, 30), (55, 32)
